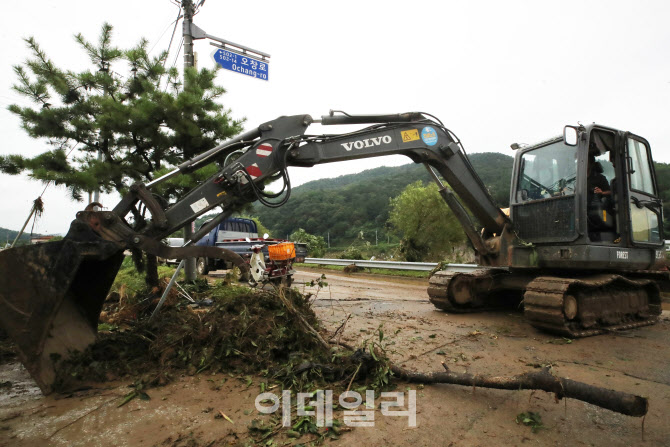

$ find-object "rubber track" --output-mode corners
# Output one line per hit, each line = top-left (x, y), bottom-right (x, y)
(523, 275), (661, 338)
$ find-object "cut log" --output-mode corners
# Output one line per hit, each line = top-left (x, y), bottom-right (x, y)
(391, 363), (648, 417)
(329, 335), (648, 417)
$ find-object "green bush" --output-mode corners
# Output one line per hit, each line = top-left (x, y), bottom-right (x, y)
(388, 181), (466, 262)
(289, 228), (327, 257)
(340, 246), (363, 260)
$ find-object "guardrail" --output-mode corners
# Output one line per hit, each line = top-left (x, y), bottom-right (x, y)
(303, 258), (481, 272)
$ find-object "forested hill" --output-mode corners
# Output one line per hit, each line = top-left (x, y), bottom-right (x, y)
(0, 227), (43, 246)
(251, 152), (514, 245)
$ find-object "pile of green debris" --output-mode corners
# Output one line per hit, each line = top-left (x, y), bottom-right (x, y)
(54, 264), (378, 393)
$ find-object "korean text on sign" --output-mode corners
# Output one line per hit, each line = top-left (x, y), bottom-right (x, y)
(213, 49), (269, 81)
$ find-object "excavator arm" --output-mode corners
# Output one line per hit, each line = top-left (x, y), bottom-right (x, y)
(0, 111), (509, 393)
(106, 112), (508, 255)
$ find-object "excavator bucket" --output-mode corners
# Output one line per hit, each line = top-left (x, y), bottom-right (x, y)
(0, 237), (124, 394)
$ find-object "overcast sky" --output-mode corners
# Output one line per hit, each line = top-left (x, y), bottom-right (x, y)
(1, 0), (669, 235)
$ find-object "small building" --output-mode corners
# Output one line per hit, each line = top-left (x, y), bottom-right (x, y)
(31, 236), (56, 245)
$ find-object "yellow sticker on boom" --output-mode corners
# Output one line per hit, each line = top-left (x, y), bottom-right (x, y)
(401, 129), (420, 143)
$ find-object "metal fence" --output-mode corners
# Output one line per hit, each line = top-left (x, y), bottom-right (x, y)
(303, 258), (480, 272)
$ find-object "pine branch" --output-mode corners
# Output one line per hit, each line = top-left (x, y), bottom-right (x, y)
(74, 32), (101, 65)
(11, 66), (50, 105)
(131, 132), (155, 175)
(24, 37), (71, 95)
(93, 138), (121, 168)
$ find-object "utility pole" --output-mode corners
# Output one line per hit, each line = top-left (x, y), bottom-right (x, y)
(91, 64), (108, 207)
(182, 0), (197, 280)
(177, 0), (270, 280)
(91, 150), (103, 204)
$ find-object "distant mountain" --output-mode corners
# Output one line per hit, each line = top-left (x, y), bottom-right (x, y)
(251, 152), (515, 245)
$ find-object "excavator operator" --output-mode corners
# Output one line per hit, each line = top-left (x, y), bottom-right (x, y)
(587, 154), (611, 200)
(587, 153), (617, 241)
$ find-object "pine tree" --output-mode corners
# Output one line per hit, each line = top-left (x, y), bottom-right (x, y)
(2, 23), (244, 286)
(2, 23), (243, 202)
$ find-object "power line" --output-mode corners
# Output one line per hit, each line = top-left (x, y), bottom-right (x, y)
(173, 38), (184, 69)
(148, 13), (182, 56)
(164, 37), (184, 92)
(158, 5), (183, 90)
(158, 6), (183, 60)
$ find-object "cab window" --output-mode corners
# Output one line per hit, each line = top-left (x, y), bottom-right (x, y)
(516, 141), (577, 202)
(628, 138), (655, 195)
(627, 137), (661, 244)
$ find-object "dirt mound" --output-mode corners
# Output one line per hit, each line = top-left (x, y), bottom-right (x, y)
(343, 264), (363, 273)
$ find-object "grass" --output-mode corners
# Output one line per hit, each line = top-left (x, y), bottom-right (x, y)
(515, 411), (546, 433)
(293, 262), (430, 279)
(111, 256), (180, 298)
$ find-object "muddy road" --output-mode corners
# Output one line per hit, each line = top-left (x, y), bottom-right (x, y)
(1, 268), (669, 446)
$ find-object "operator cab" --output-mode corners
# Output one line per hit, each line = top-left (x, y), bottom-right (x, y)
(581, 127), (663, 247)
(510, 124), (663, 255)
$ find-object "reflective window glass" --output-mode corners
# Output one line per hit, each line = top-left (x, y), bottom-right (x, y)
(628, 138), (655, 195)
(630, 206), (661, 243)
(516, 141), (578, 202)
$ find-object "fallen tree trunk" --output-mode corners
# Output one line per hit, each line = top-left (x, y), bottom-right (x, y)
(391, 363), (648, 417)
(327, 341), (648, 417)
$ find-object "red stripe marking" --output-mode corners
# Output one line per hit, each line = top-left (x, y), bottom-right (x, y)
(256, 143), (273, 158)
(246, 164), (263, 178)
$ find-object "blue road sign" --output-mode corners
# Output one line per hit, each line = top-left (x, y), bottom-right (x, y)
(213, 49), (269, 81)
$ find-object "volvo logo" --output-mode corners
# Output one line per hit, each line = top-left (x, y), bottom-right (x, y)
(341, 135), (392, 151)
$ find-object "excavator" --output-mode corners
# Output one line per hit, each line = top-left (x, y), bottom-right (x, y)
(0, 111), (666, 393)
